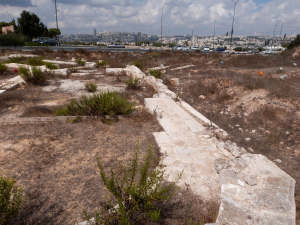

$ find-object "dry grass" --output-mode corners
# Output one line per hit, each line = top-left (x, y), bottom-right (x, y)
(1, 48), (299, 224)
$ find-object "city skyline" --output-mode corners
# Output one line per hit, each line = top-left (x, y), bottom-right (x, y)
(0, 0), (300, 37)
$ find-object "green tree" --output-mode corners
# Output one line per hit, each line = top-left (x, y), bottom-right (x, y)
(48, 28), (61, 38)
(287, 34), (300, 49)
(17, 10), (47, 41)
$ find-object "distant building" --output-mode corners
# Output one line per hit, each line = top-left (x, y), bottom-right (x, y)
(1, 25), (15, 34)
(137, 32), (141, 45)
(93, 28), (96, 37)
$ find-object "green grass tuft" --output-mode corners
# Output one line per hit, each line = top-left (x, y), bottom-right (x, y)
(55, 92), (136, 117)
(76, 59), (86, 66)
(148, 69), (163, 79)
(44, 62), (58, 70)
(85, 82), (98, 92)
(124, 78), (140, 90)
(18, 66), (46, 85)
(0, 62), (7, 74)
(94, 60), (107, 68)
(26, 57), (44, 66)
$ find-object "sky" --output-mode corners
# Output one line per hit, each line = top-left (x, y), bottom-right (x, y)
(0, 0), (299, 37)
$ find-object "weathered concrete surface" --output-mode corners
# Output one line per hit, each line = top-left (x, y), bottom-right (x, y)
(5, 63), (71, 76)
(6, 63), (47, 71)
(143, 65), (296, 225)
(146, 65), (170, 72)
(0, 75), (25, 94)
(126, 65), (145, 79)
(44, 59), (77, 65)
(106, 67), (127, 75)
(145, 97), (230, 200)
(144, 76), (176, 99)
(169, 78), (180, 87)
(8, 54), (37, 58)
(216, 154), (296, 225)
(170, 64), (195, 71)
(51, 68), (71, 76)
(106, 65), (145, 79)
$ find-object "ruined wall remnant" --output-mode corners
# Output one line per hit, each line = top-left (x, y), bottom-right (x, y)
(1, 25), (15, 34)
(142, 65), (296, 225)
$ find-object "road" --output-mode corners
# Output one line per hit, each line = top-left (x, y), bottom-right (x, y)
(0, 45), (256, 55)
(0, 45), (158, 52)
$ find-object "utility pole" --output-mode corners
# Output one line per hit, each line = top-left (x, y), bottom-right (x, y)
(273, 20), (283, 50)
(55, 0), (59, 44)
(279, 23), (284, 47)
(192, 30), (193, 47)
(161, 3), (166, 49)
(213, 20), (216, 50)
(230, 0), (240, 52)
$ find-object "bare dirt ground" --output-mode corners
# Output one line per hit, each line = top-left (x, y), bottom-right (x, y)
(0, 48), (299, 224)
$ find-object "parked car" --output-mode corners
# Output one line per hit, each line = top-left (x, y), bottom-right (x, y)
(172, 45), (183, 50)
(264, 50), (277, 54)
(108, 43), (125, 48)
(33, 37), (50, 43)
(182, 46), (190, 50)
(214, 47), (225, 52)
(32, 39), (42, 43)
(248, 49), (259, 54)
(191, 46), (200, 50)
(203, 46), (210, 51)
(41, 39), (59, 46)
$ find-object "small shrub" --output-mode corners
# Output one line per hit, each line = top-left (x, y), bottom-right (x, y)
(26, 57), (44, 66)
(0, 62), (7, 74)
(133, 60), (143, 70)
(55, 92), (135, 117)
(44, 62), (58, 70)
(19, 66), (46, 85)
(6, 56), (26, 64)
(76, 59), (86, 66)
(83, 144), (181, 224)
(94, 60), (107, 68)
(148, 69), (163, 79)
(0, 176), (24, 224)
(124, 78), (140, 89)
(18, 66), (30, 77)
(85, 82), (98, 92)
(69, 67), (78, 73)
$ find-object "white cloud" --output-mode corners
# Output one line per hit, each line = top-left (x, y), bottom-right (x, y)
(1, 0), (300, 36)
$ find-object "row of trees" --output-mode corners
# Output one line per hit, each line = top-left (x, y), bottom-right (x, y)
(0, 10), (60, 43)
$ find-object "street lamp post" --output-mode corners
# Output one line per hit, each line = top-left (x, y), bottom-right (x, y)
(273, 20), (283, 50)
(230, 0), (240, 52)
(213, 20), (216, 50)
(161, 3), (166, 48)
(55, 0), (59, 44)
